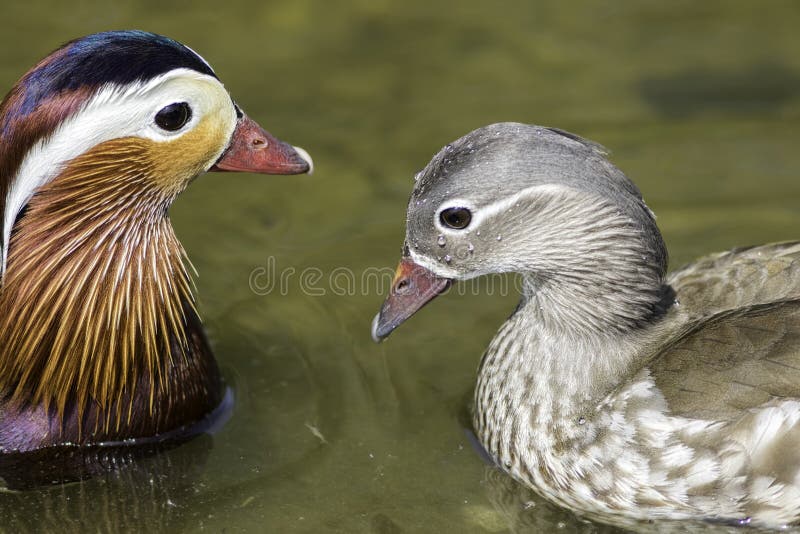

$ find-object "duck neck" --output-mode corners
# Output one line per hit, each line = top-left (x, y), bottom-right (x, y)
(476, 273), (673, 429)
(0, 144), (221, 448)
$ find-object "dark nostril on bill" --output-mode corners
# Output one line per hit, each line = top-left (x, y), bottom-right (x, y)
(394, 279), (411, 294)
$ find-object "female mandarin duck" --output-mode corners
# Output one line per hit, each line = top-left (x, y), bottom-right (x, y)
(0, 31), (311, 454)
(373, 123), (800, 528)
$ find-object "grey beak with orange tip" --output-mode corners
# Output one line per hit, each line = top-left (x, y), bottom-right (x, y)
(210, 115), (313, 175)
(371, 256), (453, 342)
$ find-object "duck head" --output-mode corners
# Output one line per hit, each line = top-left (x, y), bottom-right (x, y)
(0, 30), (312, 266)
(0, 31), (311, 452)
(372, 122), (668, 341)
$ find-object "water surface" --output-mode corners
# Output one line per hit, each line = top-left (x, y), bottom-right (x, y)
(1, 1), (799, 532)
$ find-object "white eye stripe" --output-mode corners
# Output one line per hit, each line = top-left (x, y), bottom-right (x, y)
(1, 68), (236, 274)
(460, 184), (567, 229)
(434, 185), (563, 235)
(411, 185), (570, 279)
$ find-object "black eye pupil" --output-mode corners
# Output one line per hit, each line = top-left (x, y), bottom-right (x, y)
(440, 207), (472, 229)
(155, 102), (192, 131)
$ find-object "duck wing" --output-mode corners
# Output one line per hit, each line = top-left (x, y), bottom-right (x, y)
(650, 300), (800, 421)
(648, 241), (800, 421)
(668, 241), (800, 316)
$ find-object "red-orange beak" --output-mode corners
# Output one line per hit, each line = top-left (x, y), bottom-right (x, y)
(210, 115), (312, 175)
(371, 257), (452, 342)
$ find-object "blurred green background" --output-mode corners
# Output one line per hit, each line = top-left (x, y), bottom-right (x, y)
(0, 1), (799, 532)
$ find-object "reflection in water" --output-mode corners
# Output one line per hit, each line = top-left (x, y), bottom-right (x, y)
(0, 436), (212, 533)
(482, 467), (614, 534)
(0, 441), (187, 491)
(0, 389), (232, 491)
(482, 467), (760, 534)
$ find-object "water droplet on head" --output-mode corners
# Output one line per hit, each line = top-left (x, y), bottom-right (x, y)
(444, 144), (453, 152)
(476, 230), (481, 236)
(577, 417), (586, 425)
(444, 255), (452, 264)
(467, 243), (474, 253)
(496, 235), (502, 242)
(437, 235), (446, 247)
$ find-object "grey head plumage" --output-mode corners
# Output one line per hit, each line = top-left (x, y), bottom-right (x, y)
(374, 122), (672, 341)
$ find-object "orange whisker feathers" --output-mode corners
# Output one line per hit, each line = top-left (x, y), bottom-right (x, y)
(0, 138), (196, 436)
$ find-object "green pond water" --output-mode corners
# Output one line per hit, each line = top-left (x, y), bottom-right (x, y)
(1, 1), (800, 532)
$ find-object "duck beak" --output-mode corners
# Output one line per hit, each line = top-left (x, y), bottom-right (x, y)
(371, 257), (452, 342)
(210, 115), (313, 175)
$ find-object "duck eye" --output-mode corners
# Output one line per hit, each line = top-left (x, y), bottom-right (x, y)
(155, 102), (192, 131)
(440, 207), (472, 229)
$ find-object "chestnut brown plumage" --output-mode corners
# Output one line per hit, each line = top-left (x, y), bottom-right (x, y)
(0, 139), (202, 436)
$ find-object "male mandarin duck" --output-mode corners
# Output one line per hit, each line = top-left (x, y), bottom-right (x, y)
(0, 31), (311, 454)
(373, 123), (800, 528)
